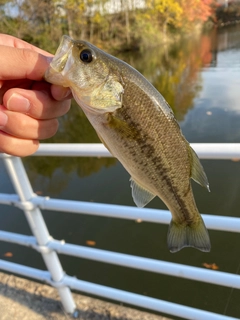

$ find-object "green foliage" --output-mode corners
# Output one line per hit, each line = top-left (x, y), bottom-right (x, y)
(146, 0), (183, 29)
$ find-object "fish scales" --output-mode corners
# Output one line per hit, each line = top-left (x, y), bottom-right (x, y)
(103, 80), (197, 221)
(45, 35), (211, 253)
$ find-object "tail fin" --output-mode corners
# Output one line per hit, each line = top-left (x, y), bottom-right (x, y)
(167, 216), (211, 253)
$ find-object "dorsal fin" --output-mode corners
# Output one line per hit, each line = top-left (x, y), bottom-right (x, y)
(189, 146), (210, 192)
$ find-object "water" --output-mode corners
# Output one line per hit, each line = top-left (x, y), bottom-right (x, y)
(1, 25), (240, 319)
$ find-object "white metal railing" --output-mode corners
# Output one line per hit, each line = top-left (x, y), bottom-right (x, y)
(32, 142), (240, 159)
(0, 143), (240, 320)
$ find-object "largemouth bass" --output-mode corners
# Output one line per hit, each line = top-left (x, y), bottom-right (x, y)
(45, 35), (211, 253)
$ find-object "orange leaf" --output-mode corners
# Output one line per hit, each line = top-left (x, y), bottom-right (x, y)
(202, 262), (219, 270)
(86, 240), (96, 246)
(4, 252), (13, 257)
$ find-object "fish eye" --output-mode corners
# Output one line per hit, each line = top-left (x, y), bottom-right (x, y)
(80, 49), (93, 63)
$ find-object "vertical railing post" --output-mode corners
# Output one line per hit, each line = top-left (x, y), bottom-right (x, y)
(2, 154), (77, 315)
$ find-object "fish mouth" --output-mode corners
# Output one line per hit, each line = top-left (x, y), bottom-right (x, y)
(44, 35), (74, 86)
(50, 35), (74, 73)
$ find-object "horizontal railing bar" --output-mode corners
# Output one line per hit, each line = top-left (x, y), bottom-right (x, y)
(32, 196), (240, 233)
(0, 143), (239, 159)
(192, 143), (240, 159)
(63, 275), (237, 320)
(33, 143), (240, 159)
(48, 240), (240, 289)
(0, 193), (240, 233)
(35, 143), (112, 157)
(0, 230), (239, 290)
(0, 231), (37, 247)
(0, 259), (51, 283)
(0, 259), (237, 320)
(0, 193), (19, 205)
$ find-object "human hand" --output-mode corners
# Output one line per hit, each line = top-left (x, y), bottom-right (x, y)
(0, 34), (71, 157)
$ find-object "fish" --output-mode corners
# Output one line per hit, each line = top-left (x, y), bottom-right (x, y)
(45, 35), (211, 253)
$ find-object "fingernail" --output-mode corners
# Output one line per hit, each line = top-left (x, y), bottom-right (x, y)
(60, 88), (71, 99)
(7, 93), (30, 112)
(0, 111), (8, 127)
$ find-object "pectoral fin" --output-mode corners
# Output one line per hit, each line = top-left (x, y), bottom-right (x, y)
(189, 146), (210, 192)
(106, 112), (139, 139)
(130, 178), (156, 207)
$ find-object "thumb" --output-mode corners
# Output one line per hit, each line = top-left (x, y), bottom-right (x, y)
(0, 45), (52, 81)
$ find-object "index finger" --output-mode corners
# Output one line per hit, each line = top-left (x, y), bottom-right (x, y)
(0, 45), (52, 81)
(0, 33), (53, 56)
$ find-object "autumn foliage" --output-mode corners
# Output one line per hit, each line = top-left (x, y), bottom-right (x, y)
(146, 0), (216, 33)
(0, 0), (218, 52)
(180, 0), (215, 23)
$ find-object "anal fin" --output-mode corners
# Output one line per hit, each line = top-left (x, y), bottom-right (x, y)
(130, 178), (156, 208)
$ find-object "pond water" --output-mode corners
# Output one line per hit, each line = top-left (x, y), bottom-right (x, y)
(1, 25), (240, 319)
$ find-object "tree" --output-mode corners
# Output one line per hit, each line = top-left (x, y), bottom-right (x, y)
(178, 0), (216, 30)
(59, 0), (87, 39)
(0, 0), (28, 39)
(146, 0), (183, 38)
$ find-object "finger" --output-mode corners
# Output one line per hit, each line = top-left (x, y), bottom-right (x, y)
(0, 107), (59, 140)
(0, 33), (53, 56)
(0, 79), (33, 104)
(3, 83), (71, 120)
(0, 131), (39, 157)
(0, 45), (52, 81)
(51, 85), (72, 101)
(0, 110), (7, 126)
